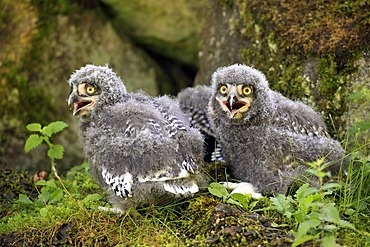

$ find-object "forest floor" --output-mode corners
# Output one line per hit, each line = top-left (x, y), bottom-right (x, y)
(0, 160), (369, 246)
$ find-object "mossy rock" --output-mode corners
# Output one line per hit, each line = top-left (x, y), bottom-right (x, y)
(0, 0), (172, 172)
(196, 0), (370, 142)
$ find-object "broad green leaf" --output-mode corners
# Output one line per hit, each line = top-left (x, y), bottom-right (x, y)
(49, 188), (64, 204)
(82, 193), (103, 203)
(321, 236), (339, 247)
(24, 134), (43, 153)
(270, 194), (294, 218)
(36, 180), (47, 186)
(322, 204), (355, 230)
(44, 121), (68, 136)
(347, 92), (366, 100)
(47, 144), (64, 160)
(17, 194), (33, 204)
(292, 219), (320, 247)
(26, 123), (42, 132)
(38, 191), (51, 203)
(208, 182), (229, 199)
(46, 179), (57, 188)
(230, 193), (250, 209)
(295, 183), (318, 201)
(40, 207), (48, 217)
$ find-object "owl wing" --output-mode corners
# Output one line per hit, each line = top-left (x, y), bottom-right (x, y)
(100, 102), (199, 198)
(273, 96), (330, 138)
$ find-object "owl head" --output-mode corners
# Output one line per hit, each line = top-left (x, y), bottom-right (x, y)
(210, 64), (272, 122)
(67, 64), (127, 118)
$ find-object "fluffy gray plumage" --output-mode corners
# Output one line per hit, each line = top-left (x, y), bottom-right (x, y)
(67, 64), (206, 211)
(177, 85), (224, 162)
(209, 64), (347, 194)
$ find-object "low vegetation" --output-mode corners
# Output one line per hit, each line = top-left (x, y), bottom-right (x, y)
(0, 117), (369, 246)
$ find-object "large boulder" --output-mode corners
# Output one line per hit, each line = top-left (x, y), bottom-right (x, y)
(195, 0), (370, 144)
(0, 1), (167, 172)
(100, 0), (205, 66)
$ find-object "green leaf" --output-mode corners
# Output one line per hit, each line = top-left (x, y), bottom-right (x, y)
(208, 182), (229, 200)
(322, 204), (355, 230)
(270, 194), (294, 218)
(295, 183), (318, 201)
(49, 188), (64, 204)
(82, 193), (103, 203)
(307, 168), (328, 178)
(38, 191), (51, 203)
(292, 219), (320, 247)
(47, 144), (64, 160)
(36, 180), (47, 186)
(321, 236), (339, 247)
(26, 123), (42, 132)
(344, 208), (355, 216)
(24, 134), (44, 153)
(17, 194), (33, 204)
(230, 193), (250, 209)
(42, 121), (68, 137)
(46, 179), (57, 188)
(321, 182), (341, 191)
(40, 207), (48, 217)
(347, 92), (366, 100)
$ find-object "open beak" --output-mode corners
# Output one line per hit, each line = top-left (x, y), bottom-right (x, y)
(221, 95), (251, 119)
(68, 94), (95, 116)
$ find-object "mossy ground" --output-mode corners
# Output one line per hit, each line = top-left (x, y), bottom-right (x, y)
(0, 160), (369, 246)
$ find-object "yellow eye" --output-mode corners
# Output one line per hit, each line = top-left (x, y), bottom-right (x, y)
(86, 85), (95, 95)
(219, 85), (228, 94)
(242, 86), (252, 95)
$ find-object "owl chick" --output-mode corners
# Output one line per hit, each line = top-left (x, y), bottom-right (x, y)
(177, 85), (224, 162)
(67, 64), (206, 212)
(209, 64), (347, 194)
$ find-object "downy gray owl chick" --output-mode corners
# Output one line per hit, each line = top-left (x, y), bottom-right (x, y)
(67, 64), (206, 212)
(209, 64), (347, 194)
(177, 85), (224, 162)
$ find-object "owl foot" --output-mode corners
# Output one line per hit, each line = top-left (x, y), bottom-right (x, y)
(98, 206), (123, 214)
(221, 182), (262, 199)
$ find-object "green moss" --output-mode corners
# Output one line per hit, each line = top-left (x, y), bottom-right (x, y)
(235, 0), (370, 137)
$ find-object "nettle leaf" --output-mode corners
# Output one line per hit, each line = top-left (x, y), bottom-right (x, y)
(322, 204), (355, 230)
(26, 123), (42, 132)
(47, 144), (64, 160)
(295, 183), (318, 202)
(270, 194), (294, 218)
(24, 134), (44, 153)
(44, 121), (68, 136)
(208, 182), (229, 200)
